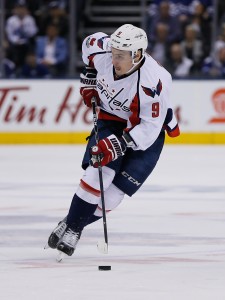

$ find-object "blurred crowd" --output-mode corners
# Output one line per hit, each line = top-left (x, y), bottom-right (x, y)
(1, 0), (225, 79)
(1, 0), (69, 79)
(147, 0), (225, 78)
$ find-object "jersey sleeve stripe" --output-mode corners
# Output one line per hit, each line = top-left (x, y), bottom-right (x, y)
(165, 124), (180, 137)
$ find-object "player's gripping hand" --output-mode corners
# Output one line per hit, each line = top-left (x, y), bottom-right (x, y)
(80, 66), (101, 107)
(90, 134), (126, 167)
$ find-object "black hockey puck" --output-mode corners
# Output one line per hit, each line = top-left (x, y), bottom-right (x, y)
(98, 265), (111, 271)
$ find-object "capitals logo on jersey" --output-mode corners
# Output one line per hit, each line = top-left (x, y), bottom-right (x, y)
(141, 79), (162, 98)
(96, 80), (130, 112)
(97, 36), (109, 49)
(86, 37), (96, 48)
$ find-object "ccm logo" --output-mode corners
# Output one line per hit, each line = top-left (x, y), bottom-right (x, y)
(121, 171), (141, 186)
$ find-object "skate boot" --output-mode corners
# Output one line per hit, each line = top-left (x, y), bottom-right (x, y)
(47, 218), (67, 249)
(57, 227), (81, 256)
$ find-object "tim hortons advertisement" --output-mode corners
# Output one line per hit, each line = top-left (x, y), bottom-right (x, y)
(0, 79), (225, 133)
(0, 80), (93, 132)
(171, 80), (225, 132)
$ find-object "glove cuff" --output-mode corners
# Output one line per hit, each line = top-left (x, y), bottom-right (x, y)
(80, 66), (97, 88)
(107, 134), (125, 158)
(80, 73), (96, 87)
(121, 132), (136, 148)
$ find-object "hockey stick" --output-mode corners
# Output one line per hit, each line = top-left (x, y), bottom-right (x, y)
(91, 97), (108, 254)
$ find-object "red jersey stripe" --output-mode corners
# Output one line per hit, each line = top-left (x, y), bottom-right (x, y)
(166, 125), (180, 137)
(98, 110), (127, 123)
(127, 94), (141, 130)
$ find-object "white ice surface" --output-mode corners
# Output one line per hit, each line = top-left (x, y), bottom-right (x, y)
(0, 145), (225, 300)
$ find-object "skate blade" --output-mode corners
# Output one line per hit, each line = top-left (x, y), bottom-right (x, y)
(56, 251), (65, 262)
(97, 241), (108, 254)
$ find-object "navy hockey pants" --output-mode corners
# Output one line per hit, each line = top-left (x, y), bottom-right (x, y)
(82, 119), (165, 196)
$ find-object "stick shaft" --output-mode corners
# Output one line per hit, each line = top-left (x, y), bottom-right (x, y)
(91, 97), (108, 245)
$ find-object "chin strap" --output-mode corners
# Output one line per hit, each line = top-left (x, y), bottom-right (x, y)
(125, 50), (145, 75)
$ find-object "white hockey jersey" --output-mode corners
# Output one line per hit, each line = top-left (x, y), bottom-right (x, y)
(82, 32), (180, 151)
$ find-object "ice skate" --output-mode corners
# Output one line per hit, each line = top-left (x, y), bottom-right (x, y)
(56, 227), (81, 257)
(45, 218), (67, 249)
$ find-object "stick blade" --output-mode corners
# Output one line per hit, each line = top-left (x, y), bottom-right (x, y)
(56, 251), (65, 262)
(97, 241), (108, 254)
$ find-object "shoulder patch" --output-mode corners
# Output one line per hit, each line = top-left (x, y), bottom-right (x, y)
(97, 36), (109, 49)
(141, 79), (162, 98)
(86, 37), (96, 48)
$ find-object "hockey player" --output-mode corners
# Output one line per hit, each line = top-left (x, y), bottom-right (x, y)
(47, 24), (180, 257)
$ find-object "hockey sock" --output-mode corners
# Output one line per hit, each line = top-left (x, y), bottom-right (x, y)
(66, 194), (98, 232)
(84, 215), (102, 226)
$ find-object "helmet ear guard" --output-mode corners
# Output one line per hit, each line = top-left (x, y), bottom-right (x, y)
(132, 49), (143, 62)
